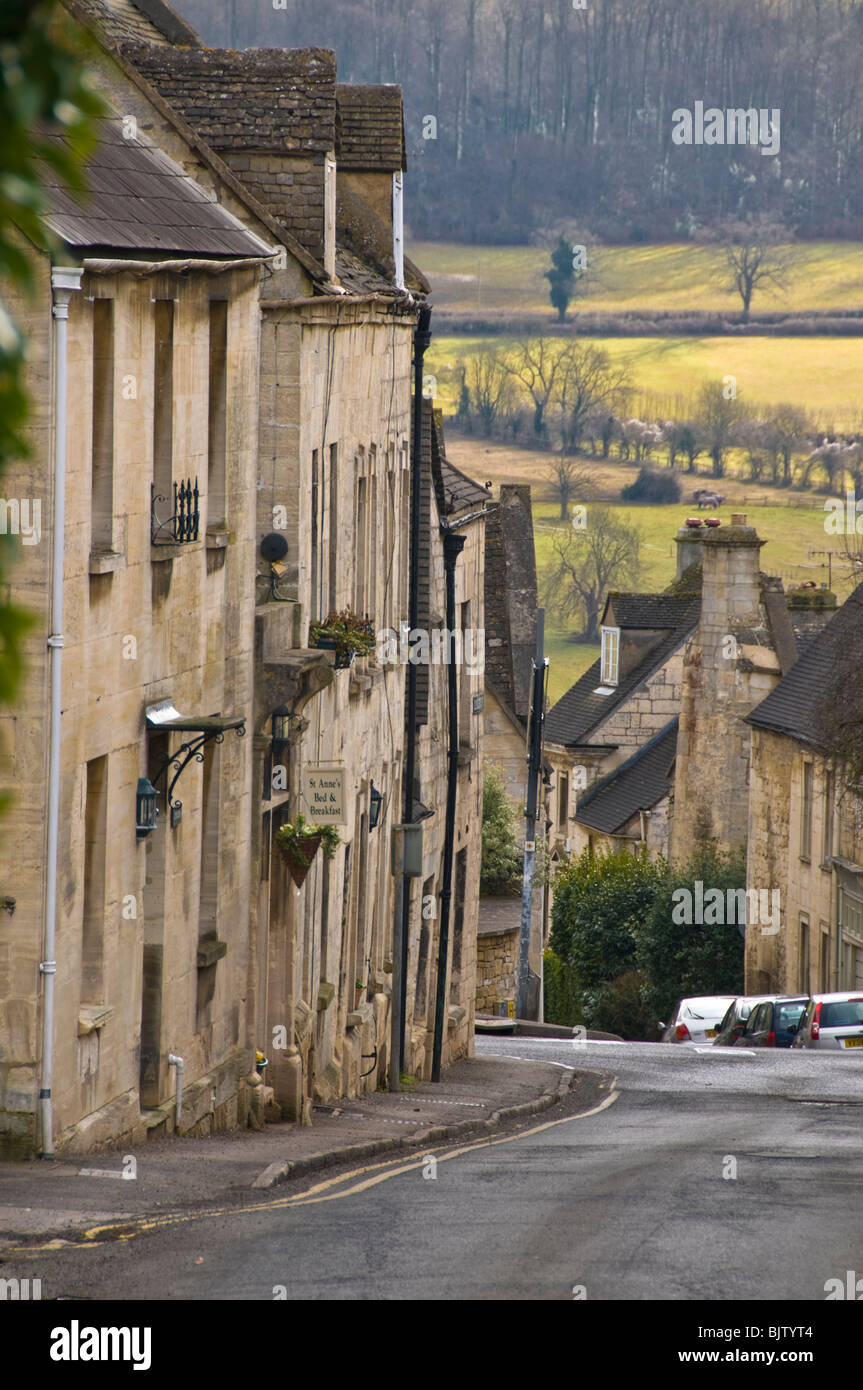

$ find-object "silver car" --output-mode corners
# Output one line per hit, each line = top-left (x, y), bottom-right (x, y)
(792, 992), (863, 1051)
(658, 995), (738, 1046)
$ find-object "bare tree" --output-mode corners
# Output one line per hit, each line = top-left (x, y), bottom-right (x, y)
(556, 343), (631, 452)
(542, 505), (641, 641)
(721, 218), (799, 323)
(464, 348), (512, 435)
(697, 381), (744, 479)
(506, 338), (569, 439)
(546, 459), (597, 522)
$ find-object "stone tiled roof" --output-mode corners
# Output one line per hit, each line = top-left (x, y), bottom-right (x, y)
(431, 411), (493, 518)
(336, 84), (406, 171)
(63, 0), (200, 46)
(124, 45), (338, 154)
(746, 580), (863, 746)
(575, 718), (678, 834)
(38, 116), (272, 257)
(477, 898), (522, 937)
(545, 599), (699, 749)
(606, 593), (700, 630)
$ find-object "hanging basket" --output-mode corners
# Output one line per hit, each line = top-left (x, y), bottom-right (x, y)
(276, 831), (323, 888)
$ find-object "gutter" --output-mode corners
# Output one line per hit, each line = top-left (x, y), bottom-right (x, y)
(40, 267), (83, 1157)
(83, 256), (273, 277)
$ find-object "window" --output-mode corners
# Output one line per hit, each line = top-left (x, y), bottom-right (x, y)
(354, 468), (367, 615)
(81, 755), (108, 1004)
(800, 762), (813, 860)
(207, 300), (227, 529)
(558, 773), (569, 829)
(600, 626), (620, 686)
(822, 768), (835, 864)
(91, 299), (114, 552)
(328, 443), (338, 613)
(152, 300), (174, 503)
(311, 449), (319, 621)
(799, 915), (810, 994)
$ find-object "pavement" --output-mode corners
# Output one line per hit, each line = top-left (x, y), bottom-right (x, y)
(0, 1053), (576, 1249)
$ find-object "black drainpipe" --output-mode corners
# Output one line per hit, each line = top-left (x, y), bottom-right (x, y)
(399, 303), (433, 1069)
(431, 530), (466, 1081)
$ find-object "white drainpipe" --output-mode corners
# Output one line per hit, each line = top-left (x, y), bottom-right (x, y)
(168, 1054), (184, 1130)
(392, 171), (405, 290)
(39, 266), (83, 1158)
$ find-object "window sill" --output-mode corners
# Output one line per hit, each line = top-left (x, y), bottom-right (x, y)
(78, 1005), (114, 1037)
(196, 937), (228, 968)
(151, 540), (203, 562)
(89, 550), (126, 576)
(205, 527), (232, 550)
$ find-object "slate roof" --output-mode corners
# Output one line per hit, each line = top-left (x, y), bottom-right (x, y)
(63, 0), (200, 46)
(336, 85), (406, 171)
(477, 899), (522, 937)
(125, 45), (338, 154)
(574, 719), (678, 834)
(746, 580), (863, 746)
(38, 116), (273, 257)
(544, 596), (699, 748)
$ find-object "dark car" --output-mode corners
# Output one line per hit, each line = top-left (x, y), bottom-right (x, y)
(713, 995), (776, 1047)
(735, 996), (808, 1048)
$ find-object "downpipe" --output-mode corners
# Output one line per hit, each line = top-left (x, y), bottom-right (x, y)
(39, 267), (83, 1158)
(168, 1054), (184, 1131)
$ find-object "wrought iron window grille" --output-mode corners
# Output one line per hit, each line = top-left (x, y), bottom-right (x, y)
(151, 478), (200, 544)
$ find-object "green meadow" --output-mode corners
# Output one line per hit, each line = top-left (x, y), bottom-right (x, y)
(426, 335), (863, 432)
(411, 240), (863, 317)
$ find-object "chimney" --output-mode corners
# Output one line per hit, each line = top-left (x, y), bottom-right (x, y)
(699, 518), (765, 633)
(675, 524), (703, 579)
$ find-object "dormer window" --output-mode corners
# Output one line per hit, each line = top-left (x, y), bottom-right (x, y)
(600, 626), (620, 686)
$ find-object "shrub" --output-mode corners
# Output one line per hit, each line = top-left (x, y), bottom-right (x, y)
(550, 847), (666, 998)
(636, 843), (746, 1024)
(543, 949), (585, 1028)
(620, 467), (682, 504)
(589, 970), (655, 1040)
(481, 762), (522, 896)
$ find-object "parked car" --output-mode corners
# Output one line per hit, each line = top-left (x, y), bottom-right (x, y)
(792, 993), (863, 1051)
(658, 996), (738, 1045)
(735, 996), (808, 1048)
(713, 995), (776, 1047)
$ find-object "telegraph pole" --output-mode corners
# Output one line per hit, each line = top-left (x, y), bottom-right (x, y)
(517, 612), (548, 1020)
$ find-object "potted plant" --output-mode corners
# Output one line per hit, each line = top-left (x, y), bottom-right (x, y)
(354, 978), (365, 1008)
(274, 814), (341, 888)
(309, 609), (375, 669)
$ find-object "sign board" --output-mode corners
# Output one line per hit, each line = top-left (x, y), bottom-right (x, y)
(303, 766), (346, 825)
(472, 692), (484, 714)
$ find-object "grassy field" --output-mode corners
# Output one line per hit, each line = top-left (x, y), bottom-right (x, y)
(445, 438), (857, 705)
(427, 334), (863, 432)
(410, 240), (863, 317)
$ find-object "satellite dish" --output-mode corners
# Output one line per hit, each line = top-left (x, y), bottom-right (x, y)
(260, 533), (288, 563)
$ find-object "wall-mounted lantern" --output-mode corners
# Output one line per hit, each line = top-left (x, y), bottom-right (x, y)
(272, 705), (291, 757)
(136, 777), (159, 839)
(369, 780), (383, 831)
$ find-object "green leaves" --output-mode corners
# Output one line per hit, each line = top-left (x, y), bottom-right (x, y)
(480, 762), (522, 897)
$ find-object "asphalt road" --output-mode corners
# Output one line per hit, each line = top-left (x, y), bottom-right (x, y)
(7, 1037), (863, 1302)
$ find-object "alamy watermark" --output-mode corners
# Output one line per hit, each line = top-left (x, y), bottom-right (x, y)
(376, 624), (485, 672)
(0, 497), (41, 545)
(672, 102), (780, 157)
(671, 881), (780, 936)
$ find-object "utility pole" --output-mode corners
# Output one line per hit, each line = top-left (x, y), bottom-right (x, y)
(517, 611), (548, 1021)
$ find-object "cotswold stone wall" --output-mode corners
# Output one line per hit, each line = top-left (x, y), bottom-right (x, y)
(476, 928), (519, 1015)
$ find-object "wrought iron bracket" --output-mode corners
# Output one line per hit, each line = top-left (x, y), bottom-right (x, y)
(151, 721), (246, 827)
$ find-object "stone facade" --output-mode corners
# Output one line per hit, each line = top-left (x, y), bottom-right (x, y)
(0, 6), (484, 1156)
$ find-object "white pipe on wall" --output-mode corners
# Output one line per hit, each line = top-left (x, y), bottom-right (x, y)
(40, 266), (83, 1158)
(392, 172), (405, 290)
(168, 1054), (184, 1129)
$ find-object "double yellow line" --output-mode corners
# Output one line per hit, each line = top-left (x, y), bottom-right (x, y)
(14, 1083), (619, 1256)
